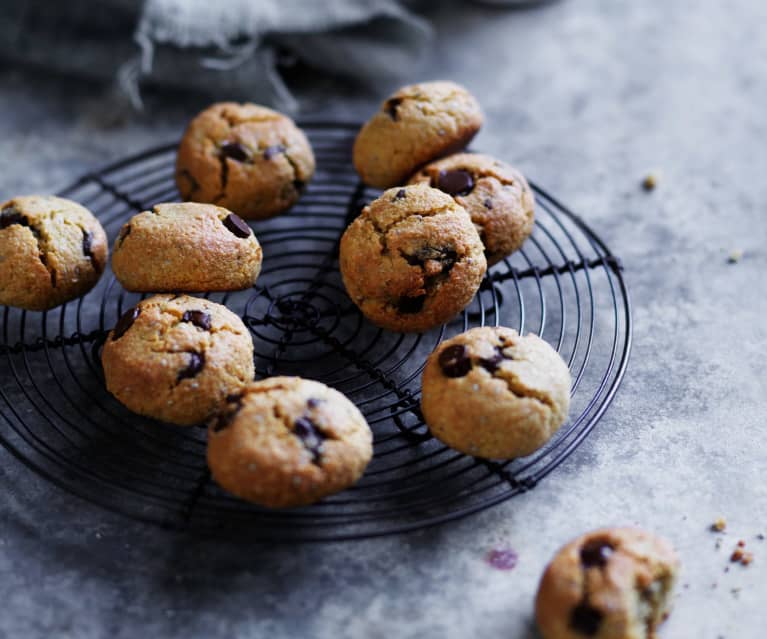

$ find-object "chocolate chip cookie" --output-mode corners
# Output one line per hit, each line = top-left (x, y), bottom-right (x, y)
(353, 81), (484, 189)
(408, 153), (535, 265)
(0, 195), (108, 311)
(339, 183), (487, 333)
(111, 202), (262, 292)
(101, 294), (254, 426)
(207, 376), (373, 508)
(175, 102), (315, 219)
(421, 326), (570, 458)
(536, 527), (679, 639)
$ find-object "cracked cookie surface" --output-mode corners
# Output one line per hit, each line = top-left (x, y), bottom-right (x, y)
(339, 184), (486, 332)
(353, 81), (484, 189)
(101, 294), (254, 426)
(408, 153), (535, 265)
(536, 527), (679, 639)
(0, 195), (108, 311)
(175, 102), (315, 220)
(207, 376), (373, 508)
(421, 326), (571, 458)
(112, 202), (262, 292)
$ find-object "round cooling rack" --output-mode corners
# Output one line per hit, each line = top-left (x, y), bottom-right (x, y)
(0, 122), (631, 541)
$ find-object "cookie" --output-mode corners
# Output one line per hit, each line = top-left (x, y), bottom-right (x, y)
(535, 527), (679, 639)
(111, 202), (262, 292)
(353, 81), (483, 189)
(175, 102), (315, 219)
(207, 377), (373, 508)
(339, 183), (487, 333)
(101, 294), (254, 426)
(0, 195), (107, 311)
(408, 153), (535, 265)
(420, 326), (570, 458)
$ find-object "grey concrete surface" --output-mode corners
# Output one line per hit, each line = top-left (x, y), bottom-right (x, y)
(1, 0), (766, 637)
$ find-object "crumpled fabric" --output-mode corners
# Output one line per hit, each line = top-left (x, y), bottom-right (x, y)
(0, 0), (433, 110)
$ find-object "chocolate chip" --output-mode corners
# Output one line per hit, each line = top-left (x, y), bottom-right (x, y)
(112, 307), (140, 340)
(293, 416), (325, 463)
(483, 198), (493, 209)
(307, 398), (322, 409)
(177, 351), (205, 382)
(82, 229), (94, 260)
(384, 97), (402, 120)
(118, 224), (131, 246)
(222, 213), (252, 238)
(394, 188), (407, 201)
(0, 207), (26, 229)
(293, 179), (306, 193)
(263, 144), (286, 160)
(439, 344), (472, 378)
(182, 310), (212, 331)
(220, 141), (250, 162)
(402, 246), (457, 271)
(580, 540), (614, 568)
(437, 170), (474, 196)
(396, 295), (426, 315)
(569, 604), (603, 636)
(479, 348), (504, 373)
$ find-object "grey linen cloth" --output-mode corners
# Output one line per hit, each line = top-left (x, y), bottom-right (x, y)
(0, 0), (433, 109)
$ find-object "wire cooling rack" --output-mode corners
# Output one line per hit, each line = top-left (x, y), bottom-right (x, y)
(0, 122), (631, 541)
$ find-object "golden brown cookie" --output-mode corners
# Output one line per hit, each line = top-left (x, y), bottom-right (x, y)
(175, 102), (315, 219)
(339, 184), (487, 333)
(0, 195), (107, 311)
(536, 527), (680, 639)
(408, 153), (535, 265)
(353, 81), (483, 189)
(207, 377), (373, 508)
(421, 326), (570, 458)
(111, 202), (262, 292)
(101, 294), (254, 426)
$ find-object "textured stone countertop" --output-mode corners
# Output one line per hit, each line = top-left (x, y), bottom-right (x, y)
(1, 1), (766, 637)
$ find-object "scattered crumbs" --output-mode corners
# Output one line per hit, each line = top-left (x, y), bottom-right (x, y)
(487, 548), (519, 571)
(741, 552), (753, 566)
(711, 517), (727, 532)
(711, 583), (718, 589)
(731, 587), (741, 599)
(682, 515), (687, 521)
(724, 566), (730, 573)
(757, 534), (765, 541)
(683, 583), (690, 590)
(737, 539), (746, 547)
(731, 548), (744, 563)
(641, 172), (660, 191)
(715, 538), (723, 550)
(727, 249), (743, 264)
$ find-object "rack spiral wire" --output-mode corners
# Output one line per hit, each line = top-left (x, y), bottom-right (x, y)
(0, 122), (631, 541)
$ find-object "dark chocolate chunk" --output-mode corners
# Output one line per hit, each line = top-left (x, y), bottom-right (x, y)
(437, 170), (475, 196)
(220, 141), (250, 162)
(307, 398), (322, 409)
(394, 188), (407, 200)
(384, 97), (402, 120)
(82, 229), (94, 260)
(479, 347), (504, 373)
(483, 198), (493, 209)
(402, 246), (458, 272)
(182, 310), (212, 331)
(580, 540), (614, 568)
(177, 351), (205, 382)
(293, 416), (325, 463)
(263, 144), (286, 160)
(0, 207), (26, 229)
(396, 295), (426, 315)
(222, 213), (252, 238)
(569, 603), (603, 636)
(112, 307), (140, 340)
(438, 344), (472, 378)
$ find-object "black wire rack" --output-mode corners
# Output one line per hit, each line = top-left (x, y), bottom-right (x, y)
(0, 122), (631, 541)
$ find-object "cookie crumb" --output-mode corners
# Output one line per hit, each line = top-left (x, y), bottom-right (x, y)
(641, 172), (660, 191)
(730, 548), (744, 562)
(737, 539), (746, 547)
(757, 534), (765, 541)
(727, 249), (743, 264)
(711, 517), (727, 532)
(741, 552), (753, 566)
